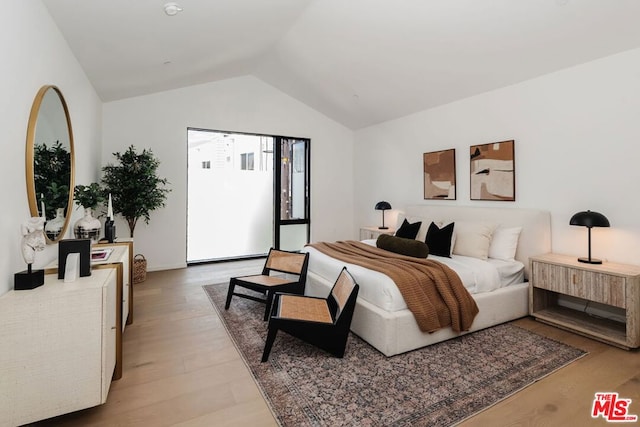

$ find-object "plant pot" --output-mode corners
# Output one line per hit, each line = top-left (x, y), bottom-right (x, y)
(45, 207), (66, 240)
(74, 207), (101, 243)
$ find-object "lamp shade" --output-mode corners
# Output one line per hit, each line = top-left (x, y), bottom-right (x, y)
(569, 210), (610, 228)
(375, 201), (391, 211)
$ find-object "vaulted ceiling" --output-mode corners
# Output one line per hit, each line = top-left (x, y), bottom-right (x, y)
(43, 0), (640, 129)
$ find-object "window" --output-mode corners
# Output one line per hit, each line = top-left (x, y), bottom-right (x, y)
(187, 128), (310, 262)
(240, 152), (254, 171)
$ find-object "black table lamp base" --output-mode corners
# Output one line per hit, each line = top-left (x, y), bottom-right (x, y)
(578, 257), (602, 265)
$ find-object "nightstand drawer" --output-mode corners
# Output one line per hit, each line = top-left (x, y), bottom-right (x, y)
(532, 261), (626, 308)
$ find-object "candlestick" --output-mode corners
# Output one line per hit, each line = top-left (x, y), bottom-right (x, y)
(107, 193), (114, 220)
(40, 194), (46, 219)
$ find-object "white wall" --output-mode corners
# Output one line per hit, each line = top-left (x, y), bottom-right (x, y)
(0, 1), (102, 296)
(102, 76), (354, 271)
(355, 48), (640, 265)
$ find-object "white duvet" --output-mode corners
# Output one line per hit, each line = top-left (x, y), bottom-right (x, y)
(302, 240), (524, 313)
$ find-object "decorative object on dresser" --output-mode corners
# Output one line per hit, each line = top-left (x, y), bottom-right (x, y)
(104, 193), (116, 243)
(14, 217), (46, 290)
(470, 139), (515, 201)
(374, 200), (391, 229)
(58, 239), (92, 279)
(423, 148), (456, 200)
(569, 210), (610, 264)
(529, 253), (640, 349)
(73, 182), (105, 243)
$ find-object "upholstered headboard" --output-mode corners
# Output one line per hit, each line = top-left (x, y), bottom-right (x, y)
(403, 205), (551, 280)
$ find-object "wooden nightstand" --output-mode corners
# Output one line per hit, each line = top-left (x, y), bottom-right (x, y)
(529, 253), (640, 349)
(360, 226), (396, 240)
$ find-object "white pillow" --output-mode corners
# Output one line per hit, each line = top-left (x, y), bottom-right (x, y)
(488, 226), (522, 261)
(451, 221), (497, 260)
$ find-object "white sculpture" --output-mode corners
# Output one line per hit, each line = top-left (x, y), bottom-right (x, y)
(21, 217), (46, 265)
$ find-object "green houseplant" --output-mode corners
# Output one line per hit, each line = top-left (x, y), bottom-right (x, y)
(73, 182), (105, 210)
(72, 182), (105, 242)
(101, 145), (170, 238)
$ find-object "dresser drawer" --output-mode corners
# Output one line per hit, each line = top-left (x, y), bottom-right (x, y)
(532, 261), (626, 308)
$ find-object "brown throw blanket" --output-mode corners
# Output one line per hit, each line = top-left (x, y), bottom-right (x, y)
(308, 241), (479, 333)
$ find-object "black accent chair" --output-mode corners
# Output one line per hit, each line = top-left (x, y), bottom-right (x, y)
(225, 248), (309, 321)
(261, 267), (359, 362)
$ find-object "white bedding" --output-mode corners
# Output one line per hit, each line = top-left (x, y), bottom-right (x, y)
(303, 206), (550, 356)
(302, 241), (524, 313)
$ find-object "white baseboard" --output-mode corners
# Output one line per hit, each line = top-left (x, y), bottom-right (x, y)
(147, 262), (187, 272)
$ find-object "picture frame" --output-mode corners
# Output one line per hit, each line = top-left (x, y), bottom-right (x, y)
(470, 140), (515, 201)
(423, 148), (456, 200)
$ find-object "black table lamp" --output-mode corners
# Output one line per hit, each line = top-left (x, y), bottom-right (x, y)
(569, 210), (610, 264)
(375, 201), (392, 229)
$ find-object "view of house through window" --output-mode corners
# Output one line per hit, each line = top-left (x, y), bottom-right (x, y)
(187, 129), (274, 262)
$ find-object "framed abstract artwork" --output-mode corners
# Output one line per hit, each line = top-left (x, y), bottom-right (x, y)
(470, 140), (515, 201)
(423, 149), (456, 200)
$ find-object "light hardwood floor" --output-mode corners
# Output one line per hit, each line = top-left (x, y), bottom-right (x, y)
(33, 260), (639, 427)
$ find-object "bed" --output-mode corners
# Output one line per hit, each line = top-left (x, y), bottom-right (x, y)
(302, 205), (551, 356)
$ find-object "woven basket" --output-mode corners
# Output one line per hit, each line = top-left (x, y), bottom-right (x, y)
(133, 254), (147, 284)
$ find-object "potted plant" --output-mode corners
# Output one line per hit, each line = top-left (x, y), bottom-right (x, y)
(101, 146), (170, 282)
(73, 182), (105, 243)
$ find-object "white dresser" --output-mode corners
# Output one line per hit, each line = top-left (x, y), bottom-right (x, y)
(44, 241), (133, 380)
(93, 242), (133, 328)
(0, 269), (118, 426)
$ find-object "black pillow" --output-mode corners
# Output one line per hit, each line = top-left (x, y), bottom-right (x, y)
(377, 234), (429, 258)
(395, 219), (422, 239)
(425, 221), (454, 257)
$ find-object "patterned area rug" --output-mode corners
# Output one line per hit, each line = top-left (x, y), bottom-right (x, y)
(204, 283), (586, 427)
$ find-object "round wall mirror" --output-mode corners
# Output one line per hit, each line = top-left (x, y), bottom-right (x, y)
(26, 85), (75, 243)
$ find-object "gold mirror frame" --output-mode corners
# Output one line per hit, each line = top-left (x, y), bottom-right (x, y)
(26, 85), (75, 243)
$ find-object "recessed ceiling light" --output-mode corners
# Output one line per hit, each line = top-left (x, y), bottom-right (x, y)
(163, 2), (183, 16)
